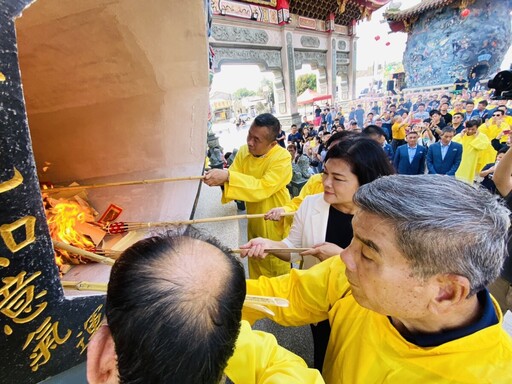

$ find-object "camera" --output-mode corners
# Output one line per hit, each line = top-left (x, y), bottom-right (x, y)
(488, 70), (512, 100)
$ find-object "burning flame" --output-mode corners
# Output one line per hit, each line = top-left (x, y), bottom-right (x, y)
(47, 201), (94, 250)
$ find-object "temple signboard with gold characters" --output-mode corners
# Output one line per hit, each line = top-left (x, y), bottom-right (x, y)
(0, 1), (106, 382)
(1, 0), (213, 380)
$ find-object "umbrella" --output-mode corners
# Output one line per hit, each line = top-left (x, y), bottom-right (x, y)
(296, 88), (332, 105)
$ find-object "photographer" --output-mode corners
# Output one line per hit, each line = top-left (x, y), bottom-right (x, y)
(422, 109), (446, 141)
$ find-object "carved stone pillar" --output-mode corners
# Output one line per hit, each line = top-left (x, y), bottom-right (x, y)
(336, 39), (350, 101)
(349, 36), (358, 100)
(272, 69), (286, 118)
(277, 31), (300, 127)
(327, 37), (336, 103)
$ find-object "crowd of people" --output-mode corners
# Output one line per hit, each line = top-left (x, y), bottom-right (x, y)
(87, 108), (512, 383)
(284, 89), (512, 191)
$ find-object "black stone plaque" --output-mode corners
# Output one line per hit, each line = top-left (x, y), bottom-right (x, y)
(0, 2), (105, 382)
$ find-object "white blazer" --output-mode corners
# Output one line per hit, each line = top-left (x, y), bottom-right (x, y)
(282, 192), (330, 269)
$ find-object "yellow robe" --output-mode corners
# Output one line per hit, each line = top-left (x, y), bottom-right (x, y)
(478, 121), (511, 167)
(391, 122), (406, 140)
(223, 144), (292, 278)
(452, 133), (490, 183)
(224, 320), (324, 384)
(283, 173), (324, 213)
(243, 257), (512, 384)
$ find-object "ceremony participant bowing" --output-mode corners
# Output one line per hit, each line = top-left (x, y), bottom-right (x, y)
(393, 131), (427, 175)
(204, 113), (292, 278)
(87, 230), (324, 384)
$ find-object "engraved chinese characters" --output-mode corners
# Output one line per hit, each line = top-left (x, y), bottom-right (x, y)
(0, 2), (106, 382)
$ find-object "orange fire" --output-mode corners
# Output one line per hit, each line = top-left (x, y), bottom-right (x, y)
(46, 201), (96, 265)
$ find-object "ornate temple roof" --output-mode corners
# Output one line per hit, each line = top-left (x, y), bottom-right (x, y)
(383, 0), (457, 22)
(235, 1), (389, 26)
(289, 0), (390, 25)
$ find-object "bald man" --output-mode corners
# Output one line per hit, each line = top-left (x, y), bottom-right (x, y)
(87, 229), (323, 384)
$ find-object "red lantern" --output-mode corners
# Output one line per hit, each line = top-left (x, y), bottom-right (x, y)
(374, 35), (381, 41)
(461, 8), (470, 17)
(385, 42), (390, 46)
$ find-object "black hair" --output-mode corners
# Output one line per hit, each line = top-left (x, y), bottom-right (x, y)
(465, 99), (474, 105)
(441, 126), (455, 135)
(107, 228), (246, 384)
(325, 131), (357, 148)
(429, 109), (441, 117)
(478, 100), (489, 106)
(453, 112), (465, 119)
(324, 137), (395, 186)
(418, 103), (425, 107)
(465, 119), (480, 128)
(253, 113), (281, 141)
(362, 125), (386, 137)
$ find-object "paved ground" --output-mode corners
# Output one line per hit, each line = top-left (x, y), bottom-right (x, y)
(212, 119), (251, 154)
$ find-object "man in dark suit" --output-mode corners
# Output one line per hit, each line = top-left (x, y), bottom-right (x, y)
(393, 131), (426, 174)
(362, 125), (394, 163)
(426, 127), (463, 176)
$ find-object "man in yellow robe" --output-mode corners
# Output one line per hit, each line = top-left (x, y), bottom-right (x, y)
(452, 119), (490, 183)
(243, 176), (512, 384)
(204, 113), (292, 278)
(87, 231), (324, 384)
(478, 109), (511, 167)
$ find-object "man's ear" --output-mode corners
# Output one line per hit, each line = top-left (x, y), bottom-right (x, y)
(430, 274), (471, 314)
(87, 325), (118, 384)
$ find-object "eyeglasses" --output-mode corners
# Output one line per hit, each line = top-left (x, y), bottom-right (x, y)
(493, 114), (502, 117)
